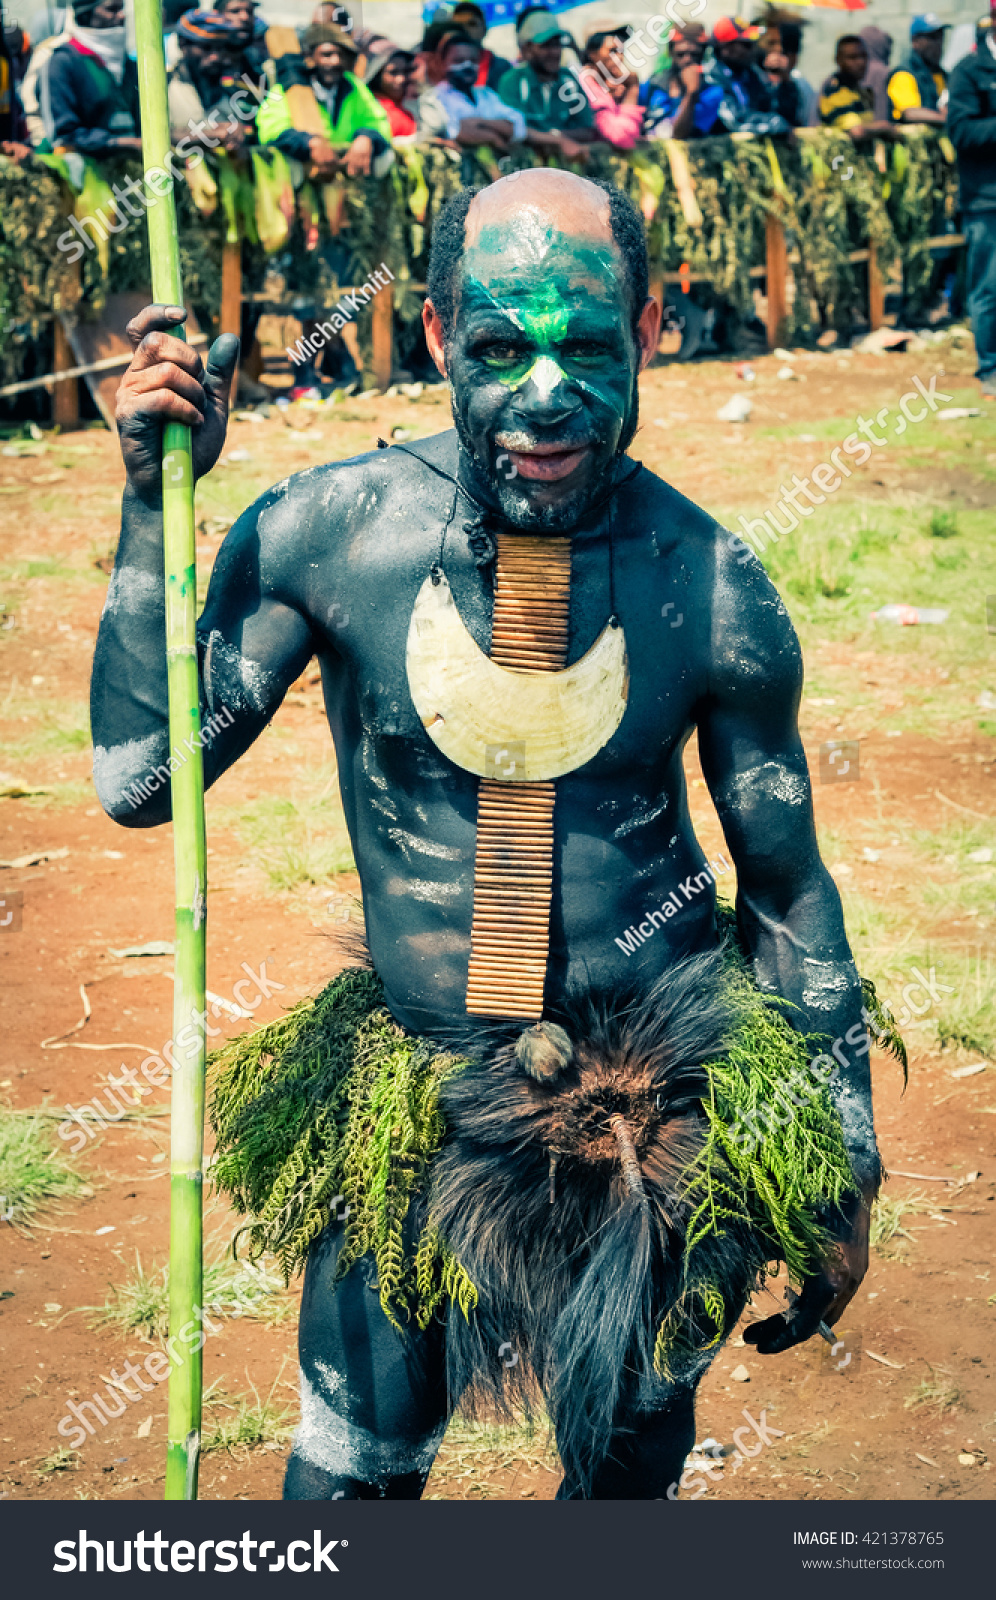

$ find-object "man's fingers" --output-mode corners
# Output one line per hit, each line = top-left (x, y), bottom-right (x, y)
(201, 334), (241, 406)
(125, 361), (207, 412)
(129, 329), (205, 379)
(125, 303), (187, 350)
(744, 1277), (831, 1354)
(120, 387), (204, 429)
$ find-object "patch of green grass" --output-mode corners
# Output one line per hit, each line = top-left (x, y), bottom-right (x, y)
(4, 696), (90, 761)
(870, 1189), (932, 1260)
(0, 558), (103, 585)
(212, 773), (354, 893)
(202, 1371), (295, 1457)
(87, 1247), (295, 1341)
(0, 1106), (87, 1228)
(904, 1373), (962, 1413)
(427, 1413), (559, 1500)
(929, 509), (959, 539)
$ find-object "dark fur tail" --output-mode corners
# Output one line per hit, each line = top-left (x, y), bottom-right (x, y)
(545, 1191), (654, 1489)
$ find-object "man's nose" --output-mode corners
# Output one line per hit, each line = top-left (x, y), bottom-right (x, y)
(510, 356), (582, 427)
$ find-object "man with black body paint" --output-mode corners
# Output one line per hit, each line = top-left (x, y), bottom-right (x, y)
(92, 169), (879, 1499)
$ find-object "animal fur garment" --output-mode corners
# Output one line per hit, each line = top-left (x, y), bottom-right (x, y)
(429, 946), (771, 1495)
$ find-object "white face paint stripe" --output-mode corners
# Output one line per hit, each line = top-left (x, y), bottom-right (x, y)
(530, 355), (564, 401)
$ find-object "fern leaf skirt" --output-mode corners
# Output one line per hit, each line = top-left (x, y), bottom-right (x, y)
(207, 937), (898, 1407)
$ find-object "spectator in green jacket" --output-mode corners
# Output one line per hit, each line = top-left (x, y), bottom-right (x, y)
(257, 22), (392, 179)
(497, 10), (596, 162)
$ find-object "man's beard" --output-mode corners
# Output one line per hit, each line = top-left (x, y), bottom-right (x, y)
(452, 376), (641, 532)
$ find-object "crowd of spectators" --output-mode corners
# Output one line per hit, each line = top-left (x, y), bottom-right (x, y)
(1, 4), (994, 395)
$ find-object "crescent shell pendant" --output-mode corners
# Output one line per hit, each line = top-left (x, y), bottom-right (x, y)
(405, 572), (629, 782)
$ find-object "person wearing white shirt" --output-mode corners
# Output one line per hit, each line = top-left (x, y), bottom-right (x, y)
(418, 33), (525, 153)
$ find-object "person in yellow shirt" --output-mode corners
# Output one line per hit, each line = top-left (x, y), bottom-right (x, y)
(887, 14), (948, 124)
(819, 35), (898, 141)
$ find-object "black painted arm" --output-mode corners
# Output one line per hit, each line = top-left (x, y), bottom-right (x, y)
(695, 549), (879, 1189)
(90, 482), (316, 827)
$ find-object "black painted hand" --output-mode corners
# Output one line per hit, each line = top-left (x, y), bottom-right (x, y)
(742, 1185), (875, 1354)
(116, 304), (240, 495)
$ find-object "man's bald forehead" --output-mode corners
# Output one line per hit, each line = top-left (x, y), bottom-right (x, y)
(465, 170), (614, 248)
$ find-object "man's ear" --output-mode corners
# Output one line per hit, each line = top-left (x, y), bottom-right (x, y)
(636, 294), (662, 372)
(422, 298), (448, 379)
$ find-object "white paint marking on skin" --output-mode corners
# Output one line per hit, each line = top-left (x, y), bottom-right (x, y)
(92, 732), (168, 808)
(801, 957), (859, 1012)
(101, 566), (160, 618)
(724, 762), (808, 809)
(390, 876), (464, 903)
(294, 1365), (446, 1485)
(530, 356), (564, 401)
(386, 828), (465, 863)
(613, 794), (669, 840)
(205, 632), (273, 715)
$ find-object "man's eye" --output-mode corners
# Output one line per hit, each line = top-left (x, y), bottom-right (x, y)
(561, 344), (608, 367)
(479, 344), (525, 366)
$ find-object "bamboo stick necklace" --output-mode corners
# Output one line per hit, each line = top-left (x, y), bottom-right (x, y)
(402, 451), (636, 1021)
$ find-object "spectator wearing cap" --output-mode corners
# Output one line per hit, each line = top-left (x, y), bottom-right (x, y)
(168, 9), (257, 153)
(497, 11), (595, 160)
(310, 1), (394, 64)
(257, 22), (392, 181)
(418, 32), (525, 155)
(366, 49), (417, 140)
(888, 15), (948, 123)
(819, 34), (897, 142)
(859, 26), (894, 123)
(640, 25), (722, 139)
(448, 3), (512, 91)
(947, 13), (996, 398)
(44, 0), (141, 154)
(704, 17), (791, 136)
(575, 25), (645, 150)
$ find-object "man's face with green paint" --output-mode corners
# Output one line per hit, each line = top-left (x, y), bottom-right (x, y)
(426, 176), (655, 531)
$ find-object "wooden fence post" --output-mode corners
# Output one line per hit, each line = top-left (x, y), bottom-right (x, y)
(220, 238), (242, 401)
(867, 249), (885, 331)
(765, 215), (788, 350)
(52, 314), (79, 428)
(371, 282), (393, 392)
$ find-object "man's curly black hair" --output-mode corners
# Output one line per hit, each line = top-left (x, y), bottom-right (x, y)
(425, 179), (650, 346)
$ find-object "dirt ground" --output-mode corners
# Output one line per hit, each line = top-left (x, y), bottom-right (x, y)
(1, 330), (994, 1503)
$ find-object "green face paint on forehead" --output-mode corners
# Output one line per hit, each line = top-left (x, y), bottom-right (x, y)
(460, 211), (626, 339)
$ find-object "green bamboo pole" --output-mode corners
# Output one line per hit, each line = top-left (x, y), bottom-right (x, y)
(133, 0), (208, 1501)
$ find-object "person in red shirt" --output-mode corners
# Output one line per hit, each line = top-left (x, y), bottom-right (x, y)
(366, 48), (417, 139)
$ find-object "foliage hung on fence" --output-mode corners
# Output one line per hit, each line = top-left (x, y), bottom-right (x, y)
(0, 130), (959, 387)
(0, 154), (84, 383)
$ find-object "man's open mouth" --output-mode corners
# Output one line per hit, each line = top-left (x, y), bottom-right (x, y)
(496, 437), (593, 484)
